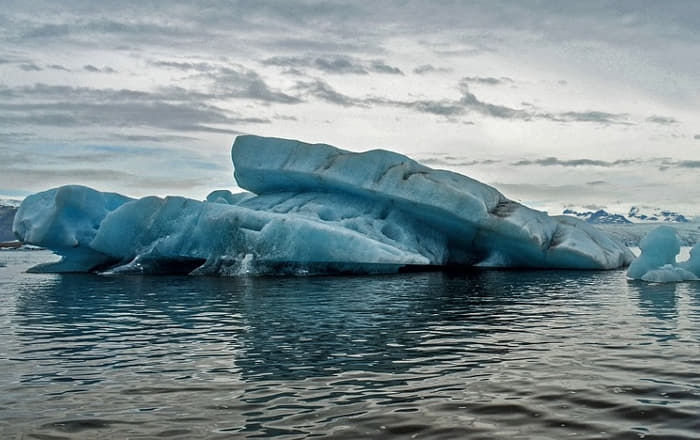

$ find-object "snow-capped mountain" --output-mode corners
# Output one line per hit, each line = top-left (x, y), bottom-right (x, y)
(562, 209), (631, 224)
(628, 206), (690, 223)
(563, 206), (694, 225)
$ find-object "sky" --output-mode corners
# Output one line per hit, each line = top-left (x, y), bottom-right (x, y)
(1, 0), (699, 216)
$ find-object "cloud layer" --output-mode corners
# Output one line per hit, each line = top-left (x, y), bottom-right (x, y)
(0, 0), (698, 212)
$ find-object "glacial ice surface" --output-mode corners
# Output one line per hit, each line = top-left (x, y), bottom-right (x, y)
(13, 135), (634, 275)
(12, 185), (133, 272)
(627, 226), (700, 282)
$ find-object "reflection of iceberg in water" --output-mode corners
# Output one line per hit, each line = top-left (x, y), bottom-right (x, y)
(9, 271), (525, 384)
(11, 274), (248, 385)
(628, 281), (679, 321)
(10, 269), (627, 383)
(6, 263), (700, 439)
(232, 273), (495, 380)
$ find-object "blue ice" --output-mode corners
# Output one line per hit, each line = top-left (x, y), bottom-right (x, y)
(13, 135), (634, 275)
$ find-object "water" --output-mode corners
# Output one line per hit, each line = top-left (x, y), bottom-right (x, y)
(1, 250), (699, 439)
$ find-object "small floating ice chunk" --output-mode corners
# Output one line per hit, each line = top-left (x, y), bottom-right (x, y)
(627, 226), (680, 279)
(627, 226), (700, 282)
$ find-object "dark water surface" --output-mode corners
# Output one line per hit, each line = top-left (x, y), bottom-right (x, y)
(1, 250), (698, 439)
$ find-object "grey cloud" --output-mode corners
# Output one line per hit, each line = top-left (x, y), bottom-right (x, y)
(263, 55), (366, 74)
(553, 111), (631, 125)
(413, 64), (451, 74)
(0, 147), (30, 169)
(154, 62), (301, 104)
(214, 66), (301, 104)
(314, 56), (367, 74)
(3, 167), (135, 182)
(273, 114), (298, 121)
(300, 87), (462, 116)
(0, 102), (257, 133)
(147, 86), (215, 102)
(512, 157), (638, 167)
(55, 147), (226, 173)
(420, 157), (500, 167)
(263, 55), (401, 75)
(362, 96), (467, 117)
(105, 133), (197, 143)
(646, 115), (679, 125)
(293, 77), (627, 125)
(657, 158), (694, 171)
(240, 78), (300, 104)
(0, 132), (34, 144)
(151, 60), (218, 72)
(9, 2), (700, 61)
(294, 79), (361, 107)
(0, 112), (79, 126)
(262, 56), (306, 68)
(1, 136), (233, 195)
(1, 166), (213, 193)
(675, 160), (700, 168)
(423, 40), (493, 57)
(46, 64), (70, 71)
(282, 67), (305, 76)
(118, 61), (301, 104)
(20, 18), (195, 41)
(459, 84), (529, 119)
(0, 54), (32, 65)
(586, 181), (607, 186)
(7, 2), (370, 54)
(404, 100), (465, 116)
(84, 64), (117, 73)
(461, 76), (513, 85)
(5, 1), (696, 201)
(370, 60), (403, 75)
(0, 83), (152, 101)
(19, 63), (42, 71)
(258, 37), (377, 54)
(0, 83), (270, 134)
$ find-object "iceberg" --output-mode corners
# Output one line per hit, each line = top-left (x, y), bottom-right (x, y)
(13, 135), (634, 275)
(626, 226), (700, 282)
(12, 185), (132, 272)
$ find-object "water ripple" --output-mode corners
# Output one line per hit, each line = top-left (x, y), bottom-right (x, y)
(0, 251), (699, 439)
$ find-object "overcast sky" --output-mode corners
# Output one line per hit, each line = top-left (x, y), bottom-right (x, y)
(1, 1), (699, 215)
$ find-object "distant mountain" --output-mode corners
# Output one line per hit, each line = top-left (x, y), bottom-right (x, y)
(628, 206), (690, 223)
(0, 204), (18, 242)
(563, 206), (694, 225)
(562, 209), (632, 225)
